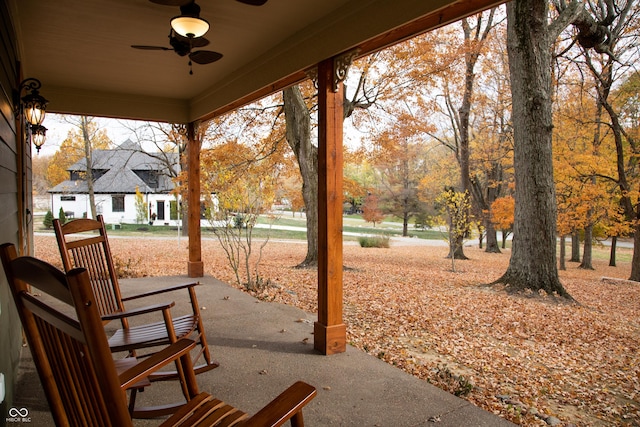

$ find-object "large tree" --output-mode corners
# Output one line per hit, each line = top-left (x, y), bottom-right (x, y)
(450, 11), (498, 257)
(469, 22), (513, 254)
(497, 0), (616, 296)
(371, 112), (430, 237)
(497, 0), (570, 295)
(283, 84), (318, 267)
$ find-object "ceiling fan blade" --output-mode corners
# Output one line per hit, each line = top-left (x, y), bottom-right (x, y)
(191, 37), (209, 48)
(173, 33), (210, 48)
(149, 0), (191, 6)
(189, 50), (223, 64)
(131, 45), (173, 51)
(237, 0), (268, 5)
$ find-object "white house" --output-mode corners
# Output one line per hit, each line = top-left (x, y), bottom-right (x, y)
(49, 139), (182, 226)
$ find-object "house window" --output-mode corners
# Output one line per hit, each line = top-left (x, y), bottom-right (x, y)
(156, 200), (165, 220)
(60, 196), (76, 201)
(133, 170), (159, 189)
(112, 195), (125, 212)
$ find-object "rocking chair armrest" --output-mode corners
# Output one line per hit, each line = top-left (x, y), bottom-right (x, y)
(118, 338), (197, 389)
(242, 381), (317, 427)
(101, 302), (175, 321)
(121, 282), (199, 302)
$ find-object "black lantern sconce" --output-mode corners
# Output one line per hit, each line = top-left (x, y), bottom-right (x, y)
(15, 78), (48, 153)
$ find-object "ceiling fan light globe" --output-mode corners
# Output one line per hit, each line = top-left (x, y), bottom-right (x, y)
(171, 16), (209, 38)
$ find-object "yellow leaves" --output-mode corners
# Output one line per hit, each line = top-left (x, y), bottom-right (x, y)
(201, 140), (279, 216)
(46, 117), (113, 186)
(436, 188), (471, 240)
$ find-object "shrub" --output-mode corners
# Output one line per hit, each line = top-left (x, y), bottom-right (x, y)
(43, 210), (54, 229)
(358, 235), (390, 248)
(58, 207), (67, 224)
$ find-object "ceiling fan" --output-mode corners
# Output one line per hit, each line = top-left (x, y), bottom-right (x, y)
(131, 30), (223, 74)
(132, 0), (268, 73)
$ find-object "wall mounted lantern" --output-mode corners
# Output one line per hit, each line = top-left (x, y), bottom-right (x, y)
(16, 78), (48, 153)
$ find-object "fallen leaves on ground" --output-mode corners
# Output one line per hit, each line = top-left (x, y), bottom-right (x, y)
(34, 235), (639, 426)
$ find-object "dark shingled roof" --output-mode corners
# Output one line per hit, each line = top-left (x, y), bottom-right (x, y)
(49, 139), (179, 194)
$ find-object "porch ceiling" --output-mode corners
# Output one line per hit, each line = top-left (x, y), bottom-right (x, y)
(9, 0), (502, 124)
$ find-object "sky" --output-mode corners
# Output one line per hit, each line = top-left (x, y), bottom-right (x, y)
(38, 109), (368, 157)
(37, 114), (144, 157)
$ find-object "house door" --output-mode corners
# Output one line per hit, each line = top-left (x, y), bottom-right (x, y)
(156, 201), (165, 220)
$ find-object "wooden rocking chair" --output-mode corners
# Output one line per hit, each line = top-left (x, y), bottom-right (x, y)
(0, 243), (317, 427)
(53, 215), (217, 417)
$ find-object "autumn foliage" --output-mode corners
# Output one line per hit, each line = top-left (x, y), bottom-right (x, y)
(362, 193), (385, 226)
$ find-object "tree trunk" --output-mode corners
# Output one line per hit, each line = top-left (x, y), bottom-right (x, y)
(609, 235), (617, 267)
(180, 145), (189, 237)
(570, 231), (580, 262)
(559, 235), (566, 270)
(631, 217), (640, 282)
(402, 211), (409, 237)
(80, 116), (97, 219)
(495, 0), (571, 299)
(579, 222), (594, 270)
(484, 220), (501, 253)
(449, 235), (468, 260)
(283, 86), (318, 267)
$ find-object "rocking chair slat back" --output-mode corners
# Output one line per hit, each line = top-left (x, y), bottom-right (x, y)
(70, 240), (121, 317)
(53, 217), (124, 319)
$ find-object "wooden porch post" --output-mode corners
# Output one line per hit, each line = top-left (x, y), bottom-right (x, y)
(187, 122), (204, 277)
(314, 57), (347, 355)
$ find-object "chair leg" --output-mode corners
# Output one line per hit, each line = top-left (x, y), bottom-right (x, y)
(174, 357), (191, 400)
(291, 412), (305, 427)
(188, 288), (216, 369)
(128, 388), (139, 415)
(197, 324), (213, 366)
(180, 352), (200, 399)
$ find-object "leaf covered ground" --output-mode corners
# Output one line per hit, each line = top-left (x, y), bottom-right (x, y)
(34, 235), (639, 426)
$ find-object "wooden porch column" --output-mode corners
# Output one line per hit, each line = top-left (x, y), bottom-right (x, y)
(314, 57), (347, 355)
(186, 122), (204, 277)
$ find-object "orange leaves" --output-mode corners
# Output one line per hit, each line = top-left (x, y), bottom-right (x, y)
(491, 195), (515, 231)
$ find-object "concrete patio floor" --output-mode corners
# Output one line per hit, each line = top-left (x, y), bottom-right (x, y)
(14, 274), (515, 426)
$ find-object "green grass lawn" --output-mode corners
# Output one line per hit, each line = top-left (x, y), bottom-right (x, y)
(35, 213), (633, 263)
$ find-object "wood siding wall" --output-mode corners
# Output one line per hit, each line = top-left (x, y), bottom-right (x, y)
(0, 0), (29, 418)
